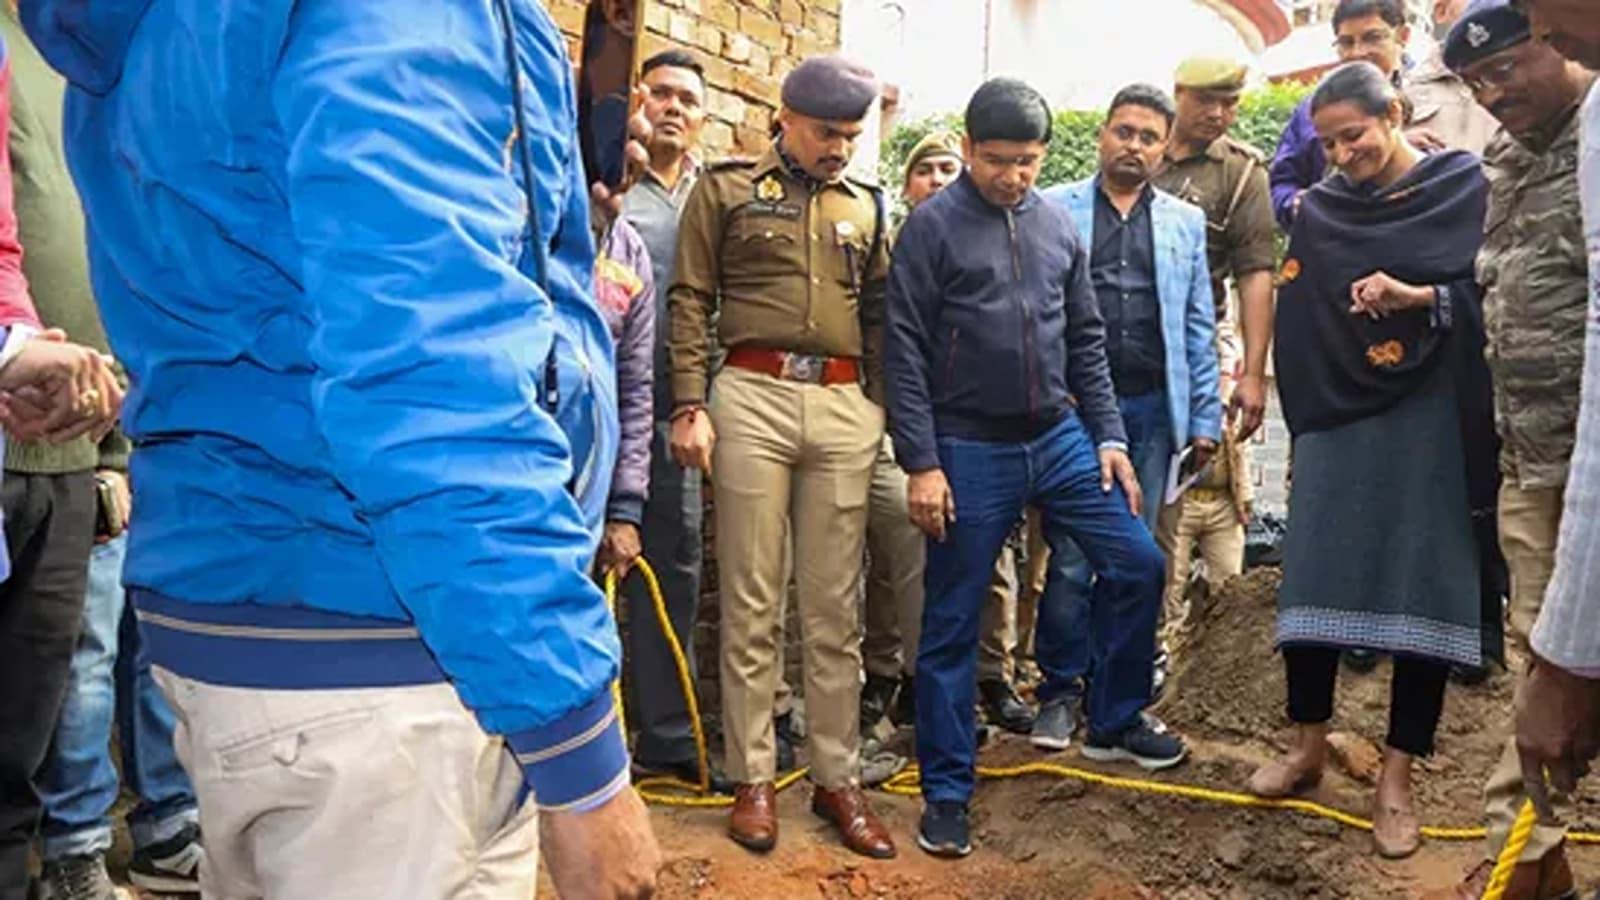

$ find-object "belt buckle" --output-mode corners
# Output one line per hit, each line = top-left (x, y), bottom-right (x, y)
(781, 353), (825, 383)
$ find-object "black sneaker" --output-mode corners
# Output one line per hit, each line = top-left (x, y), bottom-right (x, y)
(916, 801), (973, 858)
(1083, 718), (1188, 771)
(632, 757), (735, 795)
(775, 711), (800, 772)
(978, 678), (1036, 734)
(860, 674), (900, 732)
(1029, 695), (1080, 751)
(129, 823), (203, 895)
(891, 674), (916, 727)
(35, 853), (127, 900)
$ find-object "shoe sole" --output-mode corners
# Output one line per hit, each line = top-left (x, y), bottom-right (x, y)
(727, 829), (776, 853)
(1029, 733), (1073, 751)
(128, 871), (201, 895)
(916, 832), (973, 858)
(1081, 744), (1187, 771)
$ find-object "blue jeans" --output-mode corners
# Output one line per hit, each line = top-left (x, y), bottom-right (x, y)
(915, 412), (1165, 804)
(37, 534), (197, 859)
(1035, 392), (1175, 707)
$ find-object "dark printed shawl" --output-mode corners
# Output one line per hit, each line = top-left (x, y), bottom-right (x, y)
(1274, 149), (1499, 512)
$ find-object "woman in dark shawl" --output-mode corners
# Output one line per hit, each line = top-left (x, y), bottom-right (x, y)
(1246, 62), (1497, 860)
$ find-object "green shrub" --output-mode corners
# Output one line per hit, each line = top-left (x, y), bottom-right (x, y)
(879, 81), (1311, 203)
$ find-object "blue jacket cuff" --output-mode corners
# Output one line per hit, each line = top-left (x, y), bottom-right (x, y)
(508, 691), (631, 813)
(606, 496), (645, 526)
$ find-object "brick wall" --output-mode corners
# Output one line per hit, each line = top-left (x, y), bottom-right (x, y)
(550, 0), (843, 157)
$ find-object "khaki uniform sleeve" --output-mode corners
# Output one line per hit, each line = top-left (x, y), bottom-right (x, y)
(860, 193), (891, 406)
(1226, 160), (1277, 278)
(668, 173), (723, 406)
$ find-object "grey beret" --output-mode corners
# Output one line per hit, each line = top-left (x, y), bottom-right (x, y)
(781, 55), (879, 121)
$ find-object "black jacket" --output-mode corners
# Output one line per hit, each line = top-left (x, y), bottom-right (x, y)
(886, 173), (1127, 471)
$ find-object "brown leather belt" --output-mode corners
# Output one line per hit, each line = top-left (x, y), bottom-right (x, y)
(725, 347), (860, 386)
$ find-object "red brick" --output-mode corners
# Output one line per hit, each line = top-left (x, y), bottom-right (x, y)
(642, 2), (670, 36)
(739, 8), (785, 48)
(805, 7), (840, 45)
(548, 0), (586, 37)
(735, 125), (769, 155)
(703, 120), (736, 152)
(667, 10), (694, 42)
(788, 29), (828, 61)
(722, 31), (752, 63)
(704, 0), (741, 31)
(699, 53), (735, 90)
(692, 22), (723, 52)
(731, 68), (781, 106)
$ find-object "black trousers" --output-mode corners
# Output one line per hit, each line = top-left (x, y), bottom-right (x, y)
(1283, 645), (1450, 758)
(0, 471), (94, 899)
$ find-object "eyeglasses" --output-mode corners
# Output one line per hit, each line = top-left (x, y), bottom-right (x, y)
(1464, 56), (1520, 94)
(1333, 29), (1396, 53)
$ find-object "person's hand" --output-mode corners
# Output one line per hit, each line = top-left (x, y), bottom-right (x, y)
(906, 468), (955, 541)
(1349, 271), (1432, 319)
(597, 521), (642, 579)
(0, 329), (122, 443)
(590, 88), (652, 226)
(1099, 446), (1142, 518)
(1405, 126), (1446, 153)
(1291, 190), (1305, 219)
(1517, 654), (1600, 823)
(1189, 437), (1218, 473)
(668, 408), (715, 475)
(94, 469), (131, 544)
(1231, 373), (1267, 441)
(541, 786), (659, 900)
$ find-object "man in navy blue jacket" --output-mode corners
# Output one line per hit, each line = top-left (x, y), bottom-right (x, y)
(886, 78), (1177, 859)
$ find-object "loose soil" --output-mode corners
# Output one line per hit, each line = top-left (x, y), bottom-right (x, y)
(621, 569), (1600, 899)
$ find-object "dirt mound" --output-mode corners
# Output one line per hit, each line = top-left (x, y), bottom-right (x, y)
(621, 568), (1600, 899)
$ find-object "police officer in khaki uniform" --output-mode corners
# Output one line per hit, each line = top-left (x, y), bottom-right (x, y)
(668, 55), (895, 859)
(1153, 57), (1277, 441)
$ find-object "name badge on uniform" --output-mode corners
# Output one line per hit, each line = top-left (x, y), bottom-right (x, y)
(748, 174), (800, 219)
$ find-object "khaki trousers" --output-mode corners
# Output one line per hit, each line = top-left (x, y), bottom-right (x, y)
(153, 672), (538, 899)
(1484, 481), (1568, 863)
(862, 436), (1016, 682)
(711, 367), (882, 787)
(1161, 489), (1245, 639)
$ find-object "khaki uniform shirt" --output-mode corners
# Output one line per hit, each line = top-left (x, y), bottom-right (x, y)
(1154, 135), (1276, 317)
(1478, 104), (1591, 489)
(1405, 49), (1499, 156)
(668, 143), (889, 405)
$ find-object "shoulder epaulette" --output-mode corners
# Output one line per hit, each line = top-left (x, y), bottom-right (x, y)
(1224, 137), (1266, 164)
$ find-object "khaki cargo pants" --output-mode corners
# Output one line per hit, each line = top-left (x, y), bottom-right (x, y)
(1483, 481), (1568, 863)
(711, 366), (882, 787)
(153, 673), (538, 899)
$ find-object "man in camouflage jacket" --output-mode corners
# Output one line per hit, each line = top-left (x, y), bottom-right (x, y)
(1427, 4), (1596, 896)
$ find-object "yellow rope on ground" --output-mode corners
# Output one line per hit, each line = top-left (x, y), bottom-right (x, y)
(606, 556), (1600, 853)
(1482, 800), (1539, 900)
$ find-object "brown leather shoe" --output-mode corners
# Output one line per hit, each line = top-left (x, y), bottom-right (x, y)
(1421, 843), (1577, 900)
(728, 782), (778, 852)
(812, 786), (897, 859)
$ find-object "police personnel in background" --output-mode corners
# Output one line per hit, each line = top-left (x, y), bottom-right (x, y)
(668, 54), (896, 859)
(1154, 57), (1277, 441)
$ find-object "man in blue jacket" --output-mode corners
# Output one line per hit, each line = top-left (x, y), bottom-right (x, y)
(21, 2), (658, 897)
(887, 77), (1173, 860)
(1031, 83), (1222, 749)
